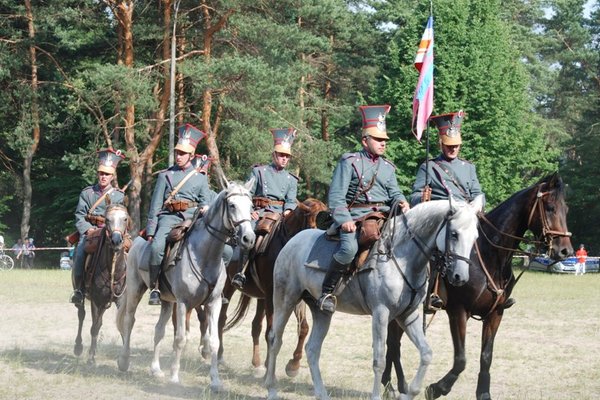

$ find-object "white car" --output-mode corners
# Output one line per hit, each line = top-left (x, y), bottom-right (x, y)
(528, 255), (599, 274)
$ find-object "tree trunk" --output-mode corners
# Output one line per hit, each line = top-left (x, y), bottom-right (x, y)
(20, 0), (41, 241)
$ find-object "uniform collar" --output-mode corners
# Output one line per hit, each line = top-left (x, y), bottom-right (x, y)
(360, 149), (380, 162)
(270, 162), (285, 172)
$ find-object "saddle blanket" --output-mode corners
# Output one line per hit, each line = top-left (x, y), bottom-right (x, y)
(304, 233), (340, 271)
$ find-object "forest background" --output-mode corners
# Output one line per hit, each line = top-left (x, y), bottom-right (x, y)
(0, 0), (598, 263)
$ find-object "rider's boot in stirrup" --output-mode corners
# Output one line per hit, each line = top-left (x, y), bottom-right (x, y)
(317, 259), (347, 313)
(148, 264), (161, 306)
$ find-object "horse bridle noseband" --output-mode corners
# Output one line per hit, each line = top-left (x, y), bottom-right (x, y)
(204, 191), (253, 245)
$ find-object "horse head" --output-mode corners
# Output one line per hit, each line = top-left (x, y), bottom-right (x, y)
(104, 204), (129, 251)
(286, 198), (328, 235)
(528, 173), (573, 259)
(435, 195), (484, 287)
(204, 180), (256, 250)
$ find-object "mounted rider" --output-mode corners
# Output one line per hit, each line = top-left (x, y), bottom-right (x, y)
(317, 105), (410, 313)
(146, 124), (211, 305)
(410, 110), (513, 311)
(70, 149), (126, 306)
(231, 127), (299, 290)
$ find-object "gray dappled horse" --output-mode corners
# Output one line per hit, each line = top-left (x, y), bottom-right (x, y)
(116, 181), (255, 392)
(73, 203), (129, 365)
(265, 196), (484, 400)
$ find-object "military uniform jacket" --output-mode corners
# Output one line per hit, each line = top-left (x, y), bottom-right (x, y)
(75, 184), (125, 235)
(410, 154), (483, 206)
(146, 164), (210, 237)
(249, 163), (298, 213)
(329, 149), (407, 226)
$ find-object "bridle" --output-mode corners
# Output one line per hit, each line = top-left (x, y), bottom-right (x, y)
(204, 190), (253, 245)
(477, 186), (571, 257)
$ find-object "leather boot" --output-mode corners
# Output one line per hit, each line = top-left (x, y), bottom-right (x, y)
(148, 264), (161, 305)
(502, 297), (516, 309)
(70, 261), (85, 306)
(232, 250), (249, 290)
(317, 259), (347, 313)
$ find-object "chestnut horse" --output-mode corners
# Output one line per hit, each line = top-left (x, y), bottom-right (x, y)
(382, 173), (573, 400)
(217, 198), (327, 374)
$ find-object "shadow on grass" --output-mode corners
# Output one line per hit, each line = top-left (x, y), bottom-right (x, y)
(0, 343), (371, 399)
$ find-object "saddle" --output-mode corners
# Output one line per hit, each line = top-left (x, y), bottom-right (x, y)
(162, 218), (194, 271)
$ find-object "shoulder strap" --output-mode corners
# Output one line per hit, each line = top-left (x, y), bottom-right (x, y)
(88, 187), (115, 215)
(432, 161), (469, 198)
(163, 168), (198, 207)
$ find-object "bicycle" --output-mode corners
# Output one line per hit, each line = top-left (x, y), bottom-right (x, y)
(0, 248), (15, 271)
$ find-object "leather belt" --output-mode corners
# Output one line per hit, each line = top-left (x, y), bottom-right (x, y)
(165, 200), (198, 212)
(253, 197), (284, 208)
(349, 202), (385, 209)
(85, 214), (106, 226)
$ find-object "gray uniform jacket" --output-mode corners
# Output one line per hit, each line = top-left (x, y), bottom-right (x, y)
(75, 184), (125, 235)
(249, 163), (298, 213)
(329, 149), (407, 227)
(146, 164), (210, 237)
(410, 155), (483, 207)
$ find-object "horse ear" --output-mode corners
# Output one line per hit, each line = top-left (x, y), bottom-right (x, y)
(244, 176), (256, 192)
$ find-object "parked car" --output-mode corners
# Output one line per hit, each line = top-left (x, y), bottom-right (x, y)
(528, 255), (600, 274)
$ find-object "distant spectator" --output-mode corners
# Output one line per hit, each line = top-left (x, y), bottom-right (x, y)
(575, 244), (588, 275)
(12, 239), (24, 268)
(23, 238), (36, 269)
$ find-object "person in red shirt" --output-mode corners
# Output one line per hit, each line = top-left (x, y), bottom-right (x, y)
(575, 244), (588, 275)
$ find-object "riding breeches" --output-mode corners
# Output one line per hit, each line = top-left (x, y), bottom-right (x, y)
(72, 235), (87, 289)
(149, 214), (183, 267)
(333, 229), (360, 265)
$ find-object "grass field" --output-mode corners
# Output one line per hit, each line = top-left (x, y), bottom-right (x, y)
(0, 267), (598, 399)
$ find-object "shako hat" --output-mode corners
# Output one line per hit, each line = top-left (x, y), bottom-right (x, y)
(430, 110), (464, 145)
(271, 128), (297, 156)
(359, 105), (391, 139)
(175, 123), (206, 154)
(97, 148), (125, 174)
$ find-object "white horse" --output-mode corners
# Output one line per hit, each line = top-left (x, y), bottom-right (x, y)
(116, 181), (255, 392)
(265, 196), (484, 400)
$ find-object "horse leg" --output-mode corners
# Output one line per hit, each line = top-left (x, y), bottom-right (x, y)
(74, 303), (85, 357)
(425, 308), (468, 400)
(88, 301), (106, 365)
(170, 302), (188, 384)
(204, 298), (224, 393)
(198, 305), (210, 359)
(252, 299), (266, 369)
(150, 300), (173, 378)
(399, 311), (432, 400)
(215, 280), (236, 362)
(116, 276), (145, 372)
(285, 300), (308, 377)
(265, 294), (298, 400)
(383, 320), (408, 397)
(476, 312), (503, 400)
(304, 305), (334, 400)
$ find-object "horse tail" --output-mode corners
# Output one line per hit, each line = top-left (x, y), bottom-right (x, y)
(223, 293), (252, 332)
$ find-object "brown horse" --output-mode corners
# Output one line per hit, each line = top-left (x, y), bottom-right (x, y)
(212, 198), (327, 374)
(73, 203), (129, 364)
(382, 173), (573, 400)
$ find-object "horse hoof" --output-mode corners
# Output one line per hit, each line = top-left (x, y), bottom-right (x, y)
(210, 383), (224, 393)
(87, 357), (96, 366)
(477, 394), (491, 400)
(285, 361), (299, 378)
(169, 376), (180, 384)
(151, 368), (165, 378)
(253, 365), (266, 379)
(74, 344), (83, 357)
(424, 385), (437, 400)
(117, 356), (130, 372)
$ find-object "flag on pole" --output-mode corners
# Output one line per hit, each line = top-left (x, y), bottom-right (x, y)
(411, 16), (434, 142)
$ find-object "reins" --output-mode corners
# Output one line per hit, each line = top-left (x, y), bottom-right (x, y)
(204, 191), (253, 246)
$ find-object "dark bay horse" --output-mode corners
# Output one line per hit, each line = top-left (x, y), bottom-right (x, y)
(382, 173), (573, 400)
(266, 197), (484, 400)
(217, 198), (327, 374)
(73, 203), (129, 364)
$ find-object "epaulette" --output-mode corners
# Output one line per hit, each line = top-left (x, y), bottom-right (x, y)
(380, 156), (397, 170)
(341, 152), (360, 161)
(457, 157), (474, 165)
(288, 171), (300, 181)
(252, 163), (266, 169)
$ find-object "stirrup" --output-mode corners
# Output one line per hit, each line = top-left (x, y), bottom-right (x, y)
(425, 294), (443, 314)
(231, 273), (246, 290)
(148, 289), (161, 306)
(317, 293), (337, 313)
